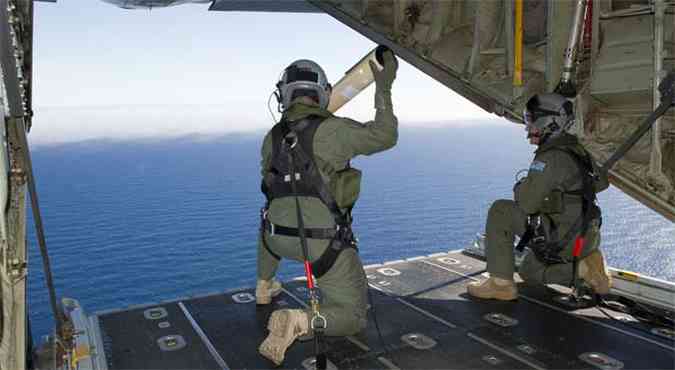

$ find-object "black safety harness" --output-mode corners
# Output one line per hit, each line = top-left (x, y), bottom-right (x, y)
(516, 147), (601, 267)
(260, 115), (358, 278)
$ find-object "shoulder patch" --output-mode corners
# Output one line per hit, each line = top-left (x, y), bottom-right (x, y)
(529, 160), (547, 172)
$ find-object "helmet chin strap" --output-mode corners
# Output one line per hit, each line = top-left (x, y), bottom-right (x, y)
(526, 129), (550, 146)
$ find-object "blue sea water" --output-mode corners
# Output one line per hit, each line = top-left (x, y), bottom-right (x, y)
(27, 125), (675, 340)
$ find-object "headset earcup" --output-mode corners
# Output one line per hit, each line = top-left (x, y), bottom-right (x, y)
(275, 81), (283, 104)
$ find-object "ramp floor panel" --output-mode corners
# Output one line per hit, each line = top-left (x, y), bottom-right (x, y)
(182, 288), (374, 369)
(283, 280), (531, 370)
(97, 301), (221, 370)
(363, 254), (675, 370)
(94, 251), (674, 369)
(367, 259), (474, 297)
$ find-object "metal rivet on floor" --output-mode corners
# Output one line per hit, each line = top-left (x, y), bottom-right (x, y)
(377, 267), (401, 276)
(553, 294), (594, 309)
(301, 357), (337, 370)
(157, 335), (186, 352)
(143, 307), (168, 321)
(158, 321), (171, 329)
(378, 280), (392, 287)
(482, 355), (502, 366)
(579, 352), (624, 370)
(401, 333), (437, 350)
(484, 313), (519, 327)
(651, 327), (675, 340)
(232, 292), (255, 304)
(437, 257), (460, 265)
(517, 344), (536, 355)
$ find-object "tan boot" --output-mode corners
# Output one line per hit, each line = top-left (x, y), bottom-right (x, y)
(579, 250), (612, 295)
(467, 276), (518, 301)
(256, 278), (282, 305)
(259, 309), (310, 365)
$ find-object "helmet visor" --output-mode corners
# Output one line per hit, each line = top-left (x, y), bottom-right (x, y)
(523, 107), (560, 128)
(285, 66), (319, 84)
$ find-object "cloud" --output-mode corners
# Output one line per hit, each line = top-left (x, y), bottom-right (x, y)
(29, 102), (507, 146)
(30, 104), (264, 145)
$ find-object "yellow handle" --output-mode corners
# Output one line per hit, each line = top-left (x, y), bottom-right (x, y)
(514, 0), (524, 87)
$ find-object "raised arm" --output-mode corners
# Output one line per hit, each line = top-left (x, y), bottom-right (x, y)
(338, 51), (399, 156)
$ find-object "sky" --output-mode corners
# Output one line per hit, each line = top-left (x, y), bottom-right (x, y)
(31, 0), (500, 144)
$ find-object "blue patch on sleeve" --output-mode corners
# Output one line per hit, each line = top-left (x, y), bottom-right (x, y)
(529, 160), (547, 172)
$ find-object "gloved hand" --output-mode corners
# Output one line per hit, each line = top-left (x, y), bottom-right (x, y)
(369, 49), (398, 92)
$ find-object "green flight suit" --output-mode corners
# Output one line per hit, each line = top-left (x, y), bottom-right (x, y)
(258, 89), (398, 336)
(486, 133), (609, 285)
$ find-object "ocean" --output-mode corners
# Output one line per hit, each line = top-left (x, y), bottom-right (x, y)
(27, 125), (675, 340)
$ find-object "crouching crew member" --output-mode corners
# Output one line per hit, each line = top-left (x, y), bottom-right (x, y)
(468, 93), (612, 301)
(256, 51), (399, 365)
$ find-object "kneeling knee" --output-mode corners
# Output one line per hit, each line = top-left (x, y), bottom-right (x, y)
(488, 199), (515, 219)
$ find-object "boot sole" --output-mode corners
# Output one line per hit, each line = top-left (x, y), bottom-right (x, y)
(258, 311), (298, 366)
(588, 274), (612, 295)
(471, 291), (518, 301)
(255, 285), (283, 305)
(467, 285), (518, 301)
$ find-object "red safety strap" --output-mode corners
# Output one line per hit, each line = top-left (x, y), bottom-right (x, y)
(573, 236), (585, 257)
(304, 261), (315, 289)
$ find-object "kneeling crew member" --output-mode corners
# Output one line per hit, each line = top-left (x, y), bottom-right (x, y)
(468, 92), (612, 301)
(256, 51), (398, 365)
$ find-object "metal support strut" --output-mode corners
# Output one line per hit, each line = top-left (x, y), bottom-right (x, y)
(555, 0), (588, 97)
(600, 72), (675, 173)
(14, 117), (68, 343)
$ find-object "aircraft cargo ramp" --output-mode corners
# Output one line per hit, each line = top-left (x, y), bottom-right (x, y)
(72, 249), (675, 370)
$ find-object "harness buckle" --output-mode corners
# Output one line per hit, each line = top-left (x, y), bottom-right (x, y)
(260, 208), (277, 236)
(532, 235), (546, 244)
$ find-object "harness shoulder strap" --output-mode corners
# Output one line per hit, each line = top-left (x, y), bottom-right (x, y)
(554, 148), (595, 195)
(291, 116), (348, 222)
(270, 120), (291, 167)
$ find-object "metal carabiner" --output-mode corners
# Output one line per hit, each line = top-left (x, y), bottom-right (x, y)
(310, 312), (327, 331)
